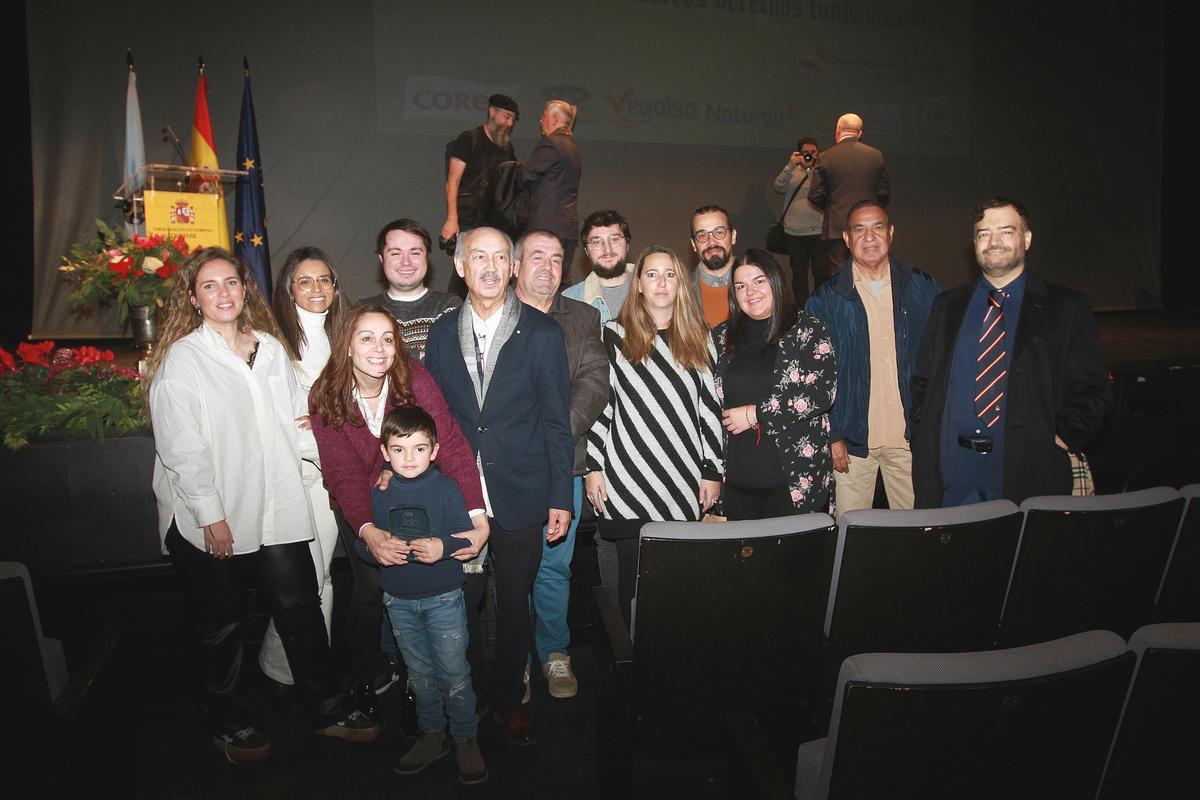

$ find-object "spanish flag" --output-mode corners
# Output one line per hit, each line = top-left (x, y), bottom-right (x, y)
(188, 64), (230, 249)
(190, 73), (219, 171)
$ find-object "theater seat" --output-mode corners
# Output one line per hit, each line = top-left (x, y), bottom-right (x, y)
(0, 561), (68, 715)
(823, 501), (1022, 681)
(1097, 622), (1200, 799)
(1154, 483), (1200, 622)
(594, 513), (836, 796)
(795, 631), (1133, 800)
(998, 487), (1183, 646)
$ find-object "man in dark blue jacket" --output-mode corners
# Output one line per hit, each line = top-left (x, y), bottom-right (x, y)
(805, 200), (938, 515)
(425, 226), (574, 747)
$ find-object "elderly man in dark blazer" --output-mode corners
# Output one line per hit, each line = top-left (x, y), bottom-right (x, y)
(910, 197), (1111, 507)
(808, 112), (889, 276)
(511, 229), (608, 701)
(520, 100), (582, 285)
(425, 226), (574, 746)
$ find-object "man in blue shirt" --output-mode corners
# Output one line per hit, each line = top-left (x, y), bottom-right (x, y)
(910, 197), (1111, 507)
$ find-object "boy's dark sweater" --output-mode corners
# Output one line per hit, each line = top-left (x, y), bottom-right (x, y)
(357, 466), (473, 598)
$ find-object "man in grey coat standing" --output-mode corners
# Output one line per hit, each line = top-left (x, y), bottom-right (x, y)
(512, 229), (608, 701)
(520, 100), (582, 286)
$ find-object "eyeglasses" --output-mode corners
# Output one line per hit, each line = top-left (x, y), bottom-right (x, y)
(293, 275), (335, 291)
(692, 226), (730, 244)
(585, 233), (627, 249)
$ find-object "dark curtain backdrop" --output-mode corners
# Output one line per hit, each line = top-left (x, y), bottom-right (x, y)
(25, 0), (1165, 339)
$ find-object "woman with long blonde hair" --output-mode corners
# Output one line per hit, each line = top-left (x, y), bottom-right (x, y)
(148, 247), (377, 763)
(584, 245), (724, 627)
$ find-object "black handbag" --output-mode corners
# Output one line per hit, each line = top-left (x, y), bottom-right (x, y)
(766, 170), (808, 254)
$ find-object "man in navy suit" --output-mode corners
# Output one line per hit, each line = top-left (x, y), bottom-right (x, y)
(910, 197), (1111, 507)
(424, 226), (573, 745)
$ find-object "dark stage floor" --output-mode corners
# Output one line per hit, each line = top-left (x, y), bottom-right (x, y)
(21, 534), (612, 799)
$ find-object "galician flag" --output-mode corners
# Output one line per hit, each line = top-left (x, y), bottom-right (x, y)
(123, 50), (146, 235)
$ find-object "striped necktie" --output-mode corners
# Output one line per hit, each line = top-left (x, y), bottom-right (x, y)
(975, 288), (1008, 430)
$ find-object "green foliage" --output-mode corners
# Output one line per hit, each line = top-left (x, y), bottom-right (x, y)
(0, 344), (145, 452)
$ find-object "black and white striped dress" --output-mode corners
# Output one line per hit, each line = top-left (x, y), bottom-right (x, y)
(586, 322), (724, 523)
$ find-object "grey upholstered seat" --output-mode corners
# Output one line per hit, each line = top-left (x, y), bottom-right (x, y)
(1097, 622), (1200, 799)
(795, 630), (1133, 800)
(0, 561), (68, 713)
(1154, 483), (1200, 622)
(595, 513), (836, 795)
(822, 501), (1022, 675)
(998, 487), (1184, 645)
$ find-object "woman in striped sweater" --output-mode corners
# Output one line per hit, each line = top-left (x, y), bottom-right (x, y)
(585, 245), (724, 628)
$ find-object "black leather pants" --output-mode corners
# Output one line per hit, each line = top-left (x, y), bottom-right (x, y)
(166, 524), (347, 731)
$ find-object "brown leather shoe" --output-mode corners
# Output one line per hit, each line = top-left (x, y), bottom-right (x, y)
(495, 707), (538, 746)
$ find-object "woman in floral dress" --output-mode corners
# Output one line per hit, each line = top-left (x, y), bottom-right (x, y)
(712, 248), (837, 520)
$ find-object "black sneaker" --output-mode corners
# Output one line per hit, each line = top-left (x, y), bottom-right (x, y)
(212, 725), (272, 764)
(315, 709), (381, 743)
(373, 658), (401, 695)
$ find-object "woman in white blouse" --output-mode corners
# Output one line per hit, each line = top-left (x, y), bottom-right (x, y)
(257, 247), (348, 696)
(147, 247), (376, 764)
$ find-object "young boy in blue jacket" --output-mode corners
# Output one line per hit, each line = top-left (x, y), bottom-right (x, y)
(358, 405), (486, 785)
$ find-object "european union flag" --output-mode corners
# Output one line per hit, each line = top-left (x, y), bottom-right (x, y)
(234, 60), (272, 300)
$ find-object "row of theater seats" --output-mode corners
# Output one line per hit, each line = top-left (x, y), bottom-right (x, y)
(791, 623), (1198, 800)
(593, 485), (1199, 798)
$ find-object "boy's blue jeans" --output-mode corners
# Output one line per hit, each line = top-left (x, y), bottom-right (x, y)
(384, 587), (477, 740)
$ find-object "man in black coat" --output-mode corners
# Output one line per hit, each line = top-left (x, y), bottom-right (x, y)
(909, 197), (1111, 507)
(807, 113), (889, 276)
(520, 100), (581, 286)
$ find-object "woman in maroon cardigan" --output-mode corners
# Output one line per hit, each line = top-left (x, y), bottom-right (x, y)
(310, 305), (488, 716)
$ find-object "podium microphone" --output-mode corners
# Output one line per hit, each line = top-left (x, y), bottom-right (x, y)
(162, 125), (186, 164)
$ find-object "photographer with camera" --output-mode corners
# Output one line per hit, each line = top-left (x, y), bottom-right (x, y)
(772, 136), (826, 306)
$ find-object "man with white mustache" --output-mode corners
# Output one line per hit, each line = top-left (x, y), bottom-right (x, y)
(424, 226), (574, 746)
(689, 203), (738, 327)
(512, 230), (608, 701)
(910, 197), (1111, 507)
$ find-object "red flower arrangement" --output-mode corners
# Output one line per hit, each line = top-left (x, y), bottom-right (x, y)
(0, 341), (144, 451)
(60, 221), (189, 323)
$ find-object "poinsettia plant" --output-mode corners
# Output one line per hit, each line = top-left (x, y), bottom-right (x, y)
(59, 220), (189, 322)
(0, 341), (144, 452)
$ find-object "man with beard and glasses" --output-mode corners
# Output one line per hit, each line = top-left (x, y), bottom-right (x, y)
(563, 209), (635, 325)
(512, 230), (608, 702)
(424, 226), (573, 746)
(441, 95), (519, 247)
(689, 204), (738, 327)
(910, 197), (1111, 507)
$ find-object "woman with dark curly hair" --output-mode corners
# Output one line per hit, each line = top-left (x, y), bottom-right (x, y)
(712, 248), (837, 520)
(147, 247), (377, 763)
